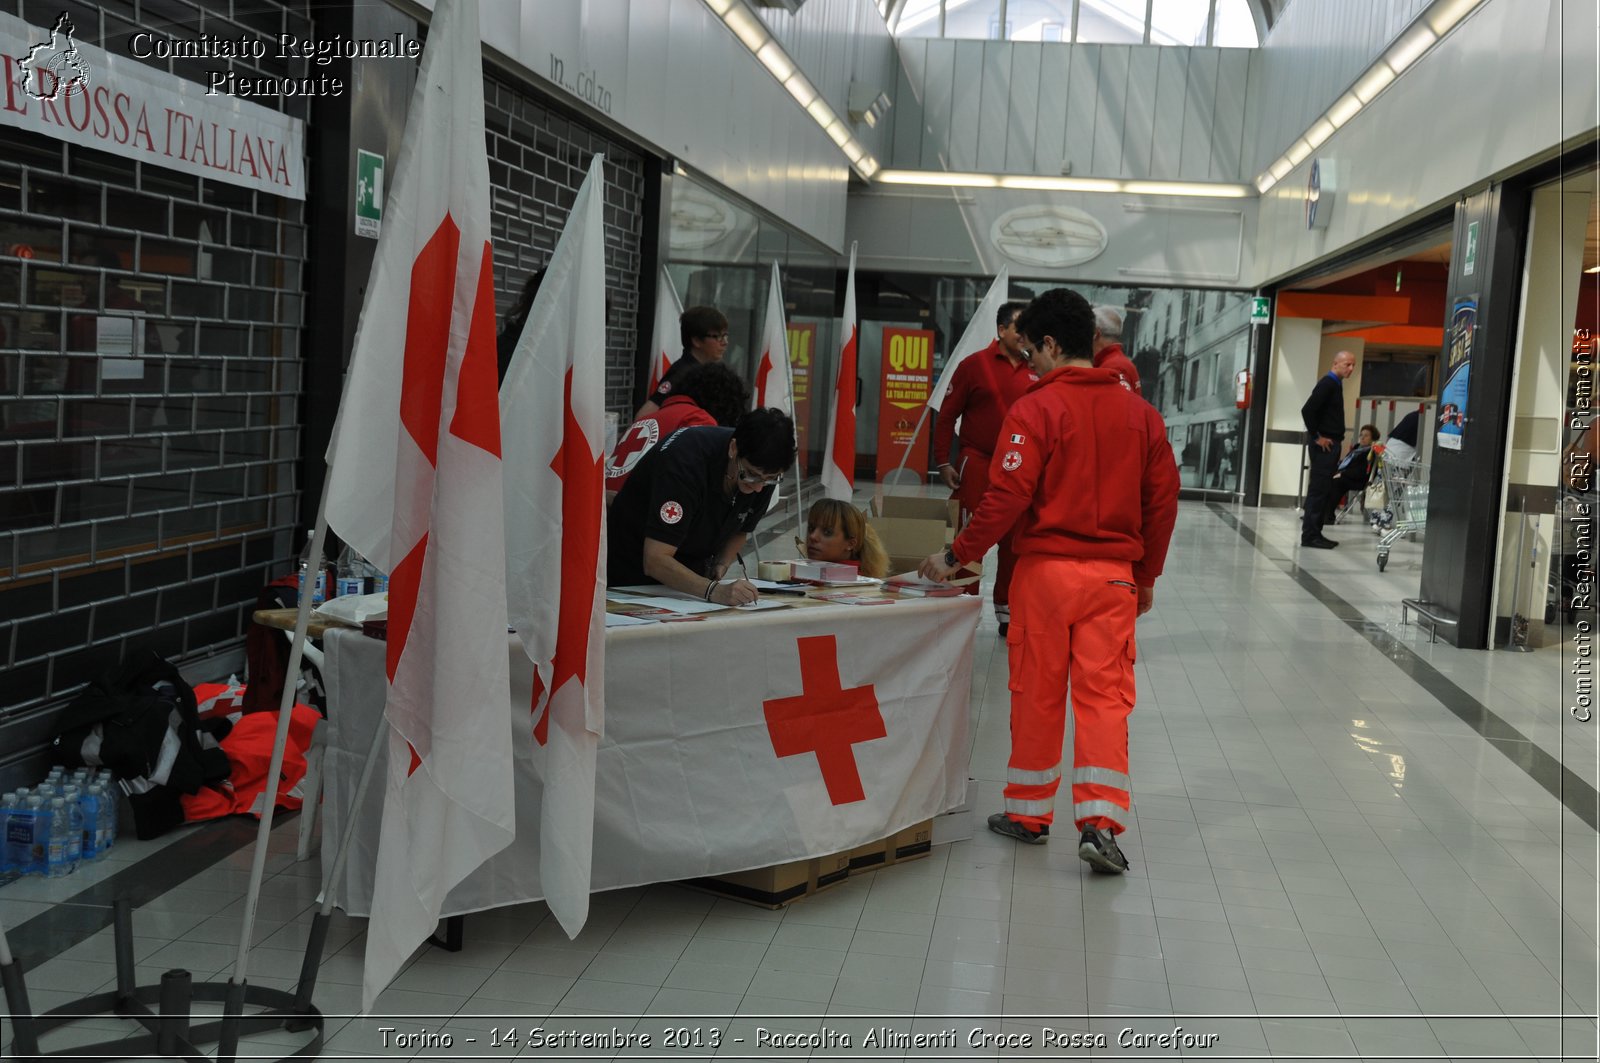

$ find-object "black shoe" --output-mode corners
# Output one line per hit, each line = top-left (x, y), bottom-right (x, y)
(1078, 827), (1129, 873)
(1301, 535), (1338, 549)
(987, 812), (1047, 844)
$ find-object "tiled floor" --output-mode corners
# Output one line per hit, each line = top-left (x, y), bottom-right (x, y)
(4, 500), (1597, 1061)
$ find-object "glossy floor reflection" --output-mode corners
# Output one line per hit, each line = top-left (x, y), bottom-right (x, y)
(4, 500), (1596, 1062)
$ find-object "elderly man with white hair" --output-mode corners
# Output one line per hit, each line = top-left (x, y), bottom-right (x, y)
(1091, 306), (1141, 394)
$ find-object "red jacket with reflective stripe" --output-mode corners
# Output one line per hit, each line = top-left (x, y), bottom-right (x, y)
(950, 364), (1180, 586)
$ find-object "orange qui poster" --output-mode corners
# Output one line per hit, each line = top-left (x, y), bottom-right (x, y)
(787, 322), (815, 475)
(876, 326), (935, 482)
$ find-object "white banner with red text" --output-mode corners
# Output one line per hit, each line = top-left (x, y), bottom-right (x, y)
(0, 10), (306, 200)
(320, 596), (978, 914)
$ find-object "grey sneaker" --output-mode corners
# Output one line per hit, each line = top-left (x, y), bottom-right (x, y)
(987, 812), (1048, 844)
(1078, 827), (1128, 873)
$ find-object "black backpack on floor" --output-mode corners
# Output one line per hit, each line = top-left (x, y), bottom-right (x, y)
(51, 651), (233, 840)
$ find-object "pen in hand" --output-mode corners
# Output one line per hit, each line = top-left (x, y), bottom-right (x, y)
(725, 556), (759, 606)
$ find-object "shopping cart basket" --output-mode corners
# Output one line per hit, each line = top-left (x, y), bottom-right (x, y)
(1374, 457), (1428, 571)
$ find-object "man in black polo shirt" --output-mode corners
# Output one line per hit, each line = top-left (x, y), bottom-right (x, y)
(1300, 349), (1356, 549)
(608, 407), (796, 606)
(635, 305), (730, 420)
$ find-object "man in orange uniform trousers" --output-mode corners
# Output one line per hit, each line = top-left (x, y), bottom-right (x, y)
(920, 288), (1179, 873)
(931, 300), (1035, 634)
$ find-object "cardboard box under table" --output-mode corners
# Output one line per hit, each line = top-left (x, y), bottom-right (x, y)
(318, 594), (979, 916)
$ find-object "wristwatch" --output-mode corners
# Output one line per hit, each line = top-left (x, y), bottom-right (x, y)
(944, 548), (959, 568)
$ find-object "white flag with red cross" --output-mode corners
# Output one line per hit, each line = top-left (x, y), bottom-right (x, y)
(929, 268), (1010, 414)
(646, 264), (683, 396)
(821, 243), (858, 501)
(321, 0), (513, 1014)
(752, 260), (794, 417)
(500, 154), (608, 938)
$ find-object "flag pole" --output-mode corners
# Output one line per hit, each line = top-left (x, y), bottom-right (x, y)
(285, 676), (393, 1024)
(215, 476), (331, 1058)
(0, 913), (41, 1058)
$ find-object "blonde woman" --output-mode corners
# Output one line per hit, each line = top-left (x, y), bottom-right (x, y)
(803, 499), (889, 578)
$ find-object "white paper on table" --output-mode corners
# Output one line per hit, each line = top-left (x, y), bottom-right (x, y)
(806, 575), (882, 587)
(616, 596), (728, 614)
(887, 567), (981, 588)
(747, 578), (809, 592)
(312, 592), (390, 625)
(604, 612), (658, 628)
(609, 584), (693, 601)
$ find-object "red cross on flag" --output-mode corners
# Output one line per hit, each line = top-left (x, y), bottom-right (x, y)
(500, 154), (608, 941)
(821, 243), (859, 501)
(752, 260), (794, 417)
(646, 263), (683, 396)
(321, 0), (513, 1014)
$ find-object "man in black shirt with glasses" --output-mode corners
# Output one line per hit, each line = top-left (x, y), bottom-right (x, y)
(635, 305), (731, 420)
(608, 408), (796, 606)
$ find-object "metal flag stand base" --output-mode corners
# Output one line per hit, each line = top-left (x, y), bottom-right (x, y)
(0, 900), (324, 1063)
(0, 485), (343, 1063)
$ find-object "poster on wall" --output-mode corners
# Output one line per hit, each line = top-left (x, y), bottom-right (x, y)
(1437, 296), (1475, 452)
(787, 322), (815, 474)
(876, 326), (935, 483)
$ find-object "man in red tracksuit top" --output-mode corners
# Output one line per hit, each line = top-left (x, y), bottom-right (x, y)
(921, 288), (1179, 874)
(931, 300), (1035, 633)
(1092, 305), (1142, 394)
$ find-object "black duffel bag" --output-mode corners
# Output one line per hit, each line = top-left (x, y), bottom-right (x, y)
(51, 651), (232, 840)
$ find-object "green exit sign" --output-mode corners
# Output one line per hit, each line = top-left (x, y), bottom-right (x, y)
(355, 150), (384, 239)
(1250, 296), (1271, 325)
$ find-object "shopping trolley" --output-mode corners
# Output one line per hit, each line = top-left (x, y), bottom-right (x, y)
(1373, 456), (1429, 571)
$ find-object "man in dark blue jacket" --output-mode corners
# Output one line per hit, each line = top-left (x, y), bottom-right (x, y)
(1300, 350), (1356, 548)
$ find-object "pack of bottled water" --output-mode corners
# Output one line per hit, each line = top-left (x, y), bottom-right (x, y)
(1, 766), (119, 884)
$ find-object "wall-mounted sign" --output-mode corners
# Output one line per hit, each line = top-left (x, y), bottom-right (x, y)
(1463, 220), (1479, 277)
(0, 10), (306, 199)
(989, 204), (1108, 268)
(876, 326), (935, 482)
(1437, 296), (1476, 452)
(355, 150), (383, 238)
(1305, 159), (1336, 230)
(788, 321), (817, 474)
(1250, 296), (1271, 324)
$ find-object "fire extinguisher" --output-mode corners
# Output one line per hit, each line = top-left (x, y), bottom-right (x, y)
(1235, 369), (1251, 409)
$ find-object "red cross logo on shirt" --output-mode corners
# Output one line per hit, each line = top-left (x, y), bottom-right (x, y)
(763, 635), (885, 805)
(659, 500), (683, 524)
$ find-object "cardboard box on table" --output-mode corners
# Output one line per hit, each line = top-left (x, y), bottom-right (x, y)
(871, 494), (975, 577)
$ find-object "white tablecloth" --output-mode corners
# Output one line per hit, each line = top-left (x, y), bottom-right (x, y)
(319, 595), (979, 916)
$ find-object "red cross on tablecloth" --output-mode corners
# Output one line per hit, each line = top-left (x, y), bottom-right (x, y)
(763, 635), (885, 805)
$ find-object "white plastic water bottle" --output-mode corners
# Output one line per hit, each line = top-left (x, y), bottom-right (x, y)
(97, 781), (118, 854)
(366, 552), (389, 594)
(0, 794), (19, 884)
(335, 542), (363, 598)
(45, 797), (70, 877)
(23, 795), (47, 875)
(60, 787), (84, 871)
(297, 532), (328, 605)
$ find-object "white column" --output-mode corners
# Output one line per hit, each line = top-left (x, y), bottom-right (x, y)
(1490, 183), (1590, 647)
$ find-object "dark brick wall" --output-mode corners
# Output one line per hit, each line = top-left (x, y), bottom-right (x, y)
(483, 71), (645, 418)
(0, 0), (311, 784)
